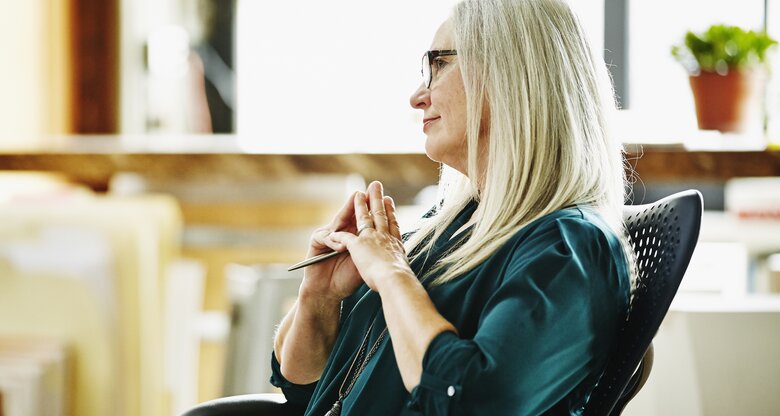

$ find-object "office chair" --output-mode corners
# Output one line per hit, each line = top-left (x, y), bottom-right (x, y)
(181, 190), (703, 416)
(583, 189), (703, 415)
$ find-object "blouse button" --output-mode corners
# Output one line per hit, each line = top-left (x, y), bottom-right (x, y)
(447, 386), (456, 397)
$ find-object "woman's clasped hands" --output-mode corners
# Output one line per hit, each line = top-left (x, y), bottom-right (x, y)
(301, 181), (413, 302)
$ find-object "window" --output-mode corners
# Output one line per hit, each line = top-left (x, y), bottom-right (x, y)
(234, 0), (604, 152)
(139, 0), (777, 145)
(236, 1), (456, 152)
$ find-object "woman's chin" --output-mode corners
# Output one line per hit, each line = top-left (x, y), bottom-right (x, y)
(423, 141), (441, 163)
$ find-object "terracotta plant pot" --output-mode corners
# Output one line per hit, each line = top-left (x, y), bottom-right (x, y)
(688, 70), (763, 133)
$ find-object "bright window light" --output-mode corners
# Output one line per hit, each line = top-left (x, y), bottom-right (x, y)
(236, 1), (459, 152)
(235, 1), (604, 152)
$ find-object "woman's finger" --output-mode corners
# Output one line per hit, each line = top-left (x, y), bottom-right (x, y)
(384, 196), (402, 240)
(368, 181), (389, 233)
(330, 191), (360, 231)
(329, 231), (358, 248)
(322, 233), (348, 252)
(353, 192), (374, 235)
(308, 227), (337, 257)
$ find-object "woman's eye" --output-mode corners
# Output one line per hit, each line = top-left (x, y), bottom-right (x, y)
(433, 58), (449, 70)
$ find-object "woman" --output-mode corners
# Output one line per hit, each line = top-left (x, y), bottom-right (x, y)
(272, 0), (632, 414)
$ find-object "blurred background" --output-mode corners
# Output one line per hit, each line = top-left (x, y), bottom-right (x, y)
(0, 0), (779, 415)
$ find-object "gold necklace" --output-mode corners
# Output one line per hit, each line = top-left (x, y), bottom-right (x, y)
(324, 320), (388, 416)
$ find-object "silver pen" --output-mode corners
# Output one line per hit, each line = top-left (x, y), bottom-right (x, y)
(287, 250), (348, 271)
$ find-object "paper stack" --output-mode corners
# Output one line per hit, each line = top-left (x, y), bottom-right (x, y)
(0, 338), (70, 416)
(0, 172), (183, 416)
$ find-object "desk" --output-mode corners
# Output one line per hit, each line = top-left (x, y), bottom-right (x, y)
(624, 293), (780, 416)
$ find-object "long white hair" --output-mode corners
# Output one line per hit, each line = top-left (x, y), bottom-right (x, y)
(406, 0), (633, 285)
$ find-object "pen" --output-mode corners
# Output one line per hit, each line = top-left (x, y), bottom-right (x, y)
(287, 250), (348, 271)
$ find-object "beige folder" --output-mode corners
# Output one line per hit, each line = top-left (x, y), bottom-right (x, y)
(0, 192), (182, 416)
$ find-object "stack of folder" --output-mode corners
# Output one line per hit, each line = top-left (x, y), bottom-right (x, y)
(0, 338), (70, 416)
(0, 172), (185, 416)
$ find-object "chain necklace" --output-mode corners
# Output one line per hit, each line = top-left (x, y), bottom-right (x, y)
(324, 319), (388, 416)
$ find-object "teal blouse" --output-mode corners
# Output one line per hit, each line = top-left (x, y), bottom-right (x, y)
(271, 201), (631, 415)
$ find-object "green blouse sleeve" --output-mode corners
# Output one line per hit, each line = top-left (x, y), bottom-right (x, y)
(269, 351), (318, 407)
(408, 216), (628, 415)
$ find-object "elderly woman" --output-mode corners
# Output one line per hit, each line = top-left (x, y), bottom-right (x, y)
(271, 0), (633, 414)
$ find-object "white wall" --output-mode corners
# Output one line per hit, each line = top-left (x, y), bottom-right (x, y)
(624, 307), (780, 416)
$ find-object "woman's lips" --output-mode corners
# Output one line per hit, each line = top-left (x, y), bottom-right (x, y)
(423, 117), (440, 132)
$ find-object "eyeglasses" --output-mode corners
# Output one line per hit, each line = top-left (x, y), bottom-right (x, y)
(421, 49), (457, 88)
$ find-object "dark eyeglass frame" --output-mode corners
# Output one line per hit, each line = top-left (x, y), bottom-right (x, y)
(422, 49), (457, 88)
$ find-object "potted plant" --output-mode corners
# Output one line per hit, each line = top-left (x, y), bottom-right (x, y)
(672, 24), (777, 133)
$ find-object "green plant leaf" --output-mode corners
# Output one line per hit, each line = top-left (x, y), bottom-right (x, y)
(671, 24), (778, 74)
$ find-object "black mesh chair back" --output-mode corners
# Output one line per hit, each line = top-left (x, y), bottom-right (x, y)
(584, 190), (703, 415)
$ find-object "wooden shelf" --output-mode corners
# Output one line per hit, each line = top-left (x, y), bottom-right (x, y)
(628, 149), (780, 182)
(0, 152), (440, 203)
(0, 144), (778, 203)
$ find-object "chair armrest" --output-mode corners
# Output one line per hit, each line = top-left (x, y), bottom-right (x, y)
(181, 393), (305, 416)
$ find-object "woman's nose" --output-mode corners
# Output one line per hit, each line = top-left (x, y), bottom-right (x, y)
(409, 83), (430, 109)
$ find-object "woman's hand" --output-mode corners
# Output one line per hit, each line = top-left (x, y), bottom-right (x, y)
(329, 181), (414, 292)
(298, 191), (365, 302)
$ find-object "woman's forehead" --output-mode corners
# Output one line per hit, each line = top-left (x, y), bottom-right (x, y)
(430, 19), (454, 49)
